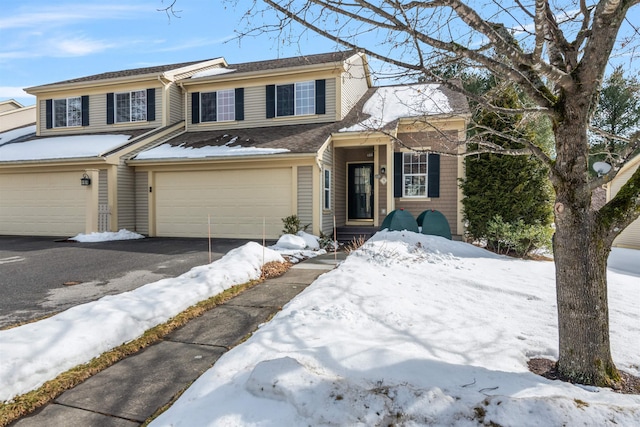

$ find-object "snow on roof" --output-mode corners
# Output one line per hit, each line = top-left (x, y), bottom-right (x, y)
(191, 68), (236, 79)
(341, 84), (453, 132)
(134, 139), (290, 160)
(0, 125), (36, 146)
(0, 133), (131, 162)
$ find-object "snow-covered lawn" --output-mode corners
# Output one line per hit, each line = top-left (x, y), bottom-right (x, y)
(150, 232), (640, 426)
(1, 231), (638, 426)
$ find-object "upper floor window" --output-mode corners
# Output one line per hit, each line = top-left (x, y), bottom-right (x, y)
(191, 88), (244, 124)
(53, 97), (82, 127)
(45, 95), (89, 129)
(106, 89), (155, 125)
(266, 80), (325, 119)
(276, 81), (315, 117)
(115, 90), (146, 123)
(201, 89), (235, 122)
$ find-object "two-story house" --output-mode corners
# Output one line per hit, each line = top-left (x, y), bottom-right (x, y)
(0, 51), (470, 240)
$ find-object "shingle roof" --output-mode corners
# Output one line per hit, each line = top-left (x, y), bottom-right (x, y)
(157, 85), (375, 155)
(34, 51), (359, 89)
(141, 81), (469, 159)
(223, 51), (358, 75)
(34, 59), (218, 87)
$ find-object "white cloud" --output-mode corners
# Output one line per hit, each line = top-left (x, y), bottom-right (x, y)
(0, 4), (151, 30)
(153, 35), (236, 53)
(55, 36), (115, 57)
(0, 87), (34, 100)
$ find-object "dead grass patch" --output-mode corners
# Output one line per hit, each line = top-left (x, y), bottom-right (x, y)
(528, 358), (640, 394)
(0, 261), (291, 427)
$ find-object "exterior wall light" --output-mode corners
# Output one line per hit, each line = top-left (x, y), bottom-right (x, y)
(80, 173), (92, 186)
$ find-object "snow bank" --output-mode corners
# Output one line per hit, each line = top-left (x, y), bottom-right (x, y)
(151, 232), (640, 426)
(69, 229), (144, 242)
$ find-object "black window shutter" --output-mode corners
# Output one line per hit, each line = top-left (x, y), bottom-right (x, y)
(45, 99), (53, 129)
(81, 95), (89, 126)
(106, 93), (114, 124)
(394, 152), (403, 198)
(427, 154), (440, 198)
(235, 88), (244, 121)
(192, 92), (200, 124)
(266, 85), (275, 118)
(146, 88), (156, 121)
(315, 79), (326, 115)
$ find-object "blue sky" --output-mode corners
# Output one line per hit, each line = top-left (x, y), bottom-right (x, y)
(0, 0), (339, 106)
(1, 1), (638, 107)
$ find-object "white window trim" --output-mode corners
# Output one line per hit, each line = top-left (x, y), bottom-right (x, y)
(295, 81), (315, 116)
(200, 89), (236, 122)
(402, 152), (429, 198)
(115, 90), (147, 123)
(323, 167), (332, 210)
(276, 81), (315, 117)
(53, 96), (81, 128)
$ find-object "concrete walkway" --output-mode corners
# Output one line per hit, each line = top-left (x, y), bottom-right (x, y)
(12, 252), (346, 427)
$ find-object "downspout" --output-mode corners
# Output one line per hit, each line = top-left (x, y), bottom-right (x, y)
(157, 74), (172, 127)
(177, 81), (187, 129)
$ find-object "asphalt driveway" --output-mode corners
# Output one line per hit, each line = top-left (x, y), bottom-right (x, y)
(0, 235), (264, 329)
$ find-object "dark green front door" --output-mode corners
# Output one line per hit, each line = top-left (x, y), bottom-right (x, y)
(348, 163), (374, 220)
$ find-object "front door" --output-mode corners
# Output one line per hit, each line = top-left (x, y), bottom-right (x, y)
(348, 163), (374, 220)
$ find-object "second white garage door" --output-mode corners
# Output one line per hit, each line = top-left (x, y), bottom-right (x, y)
(155, 168), (293, 238)
(0, 171), (85, 236)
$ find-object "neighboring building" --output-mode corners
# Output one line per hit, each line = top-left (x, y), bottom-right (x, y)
(0, 99), (36, 133)
(0, 51), (470, 240)
(606, 154), (640, 250)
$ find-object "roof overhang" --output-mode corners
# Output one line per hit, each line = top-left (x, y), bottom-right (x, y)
(0, 156), (107, 171)
(179, 57), (354, 86)
(127, 152), (317, 168)
(25, 58), (227, 95)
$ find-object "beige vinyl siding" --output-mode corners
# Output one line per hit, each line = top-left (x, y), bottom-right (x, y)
(0, 105), (35, 132)
(321, 144), (335, 233)
(377, 145), (388, 218)
(168, 83), (184, 124)
(135, 171), (149, 235)
(38, 84), (162, 136)
(187, 77), (337, 130)
(99, 169), (108, 205)
(340, 55), (370, 119)
(333, 148), (347, 227)
(117, 160), (135, 230)
(297, 166), (313, 230)
(610, 160), (640, 249)
(394, 131), (461, 235)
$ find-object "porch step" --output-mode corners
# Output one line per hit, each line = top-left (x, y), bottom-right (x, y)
(334, 226), (378, 243)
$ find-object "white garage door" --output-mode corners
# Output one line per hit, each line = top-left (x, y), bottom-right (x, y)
(0, 172), (85, 236)
(155, 168), (293, 238)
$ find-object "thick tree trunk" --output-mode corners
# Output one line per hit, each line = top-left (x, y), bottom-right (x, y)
(553, 212), (619, 386)
(551, 112), (620, 387)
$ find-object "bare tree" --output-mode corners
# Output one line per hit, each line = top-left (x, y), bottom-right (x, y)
(191, 0), (640, 387)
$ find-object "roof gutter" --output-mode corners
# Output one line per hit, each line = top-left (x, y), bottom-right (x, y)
(179, 61), (347, 86)
(127, 152), (317, 167)
(0, 156), (107, 169)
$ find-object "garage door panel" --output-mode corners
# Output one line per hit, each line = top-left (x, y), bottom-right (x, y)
(0, 173), (85, 236)
(155, 169), (292, 238)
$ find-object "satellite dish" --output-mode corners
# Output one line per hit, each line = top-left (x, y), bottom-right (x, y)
(593, 161), (612, 175)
